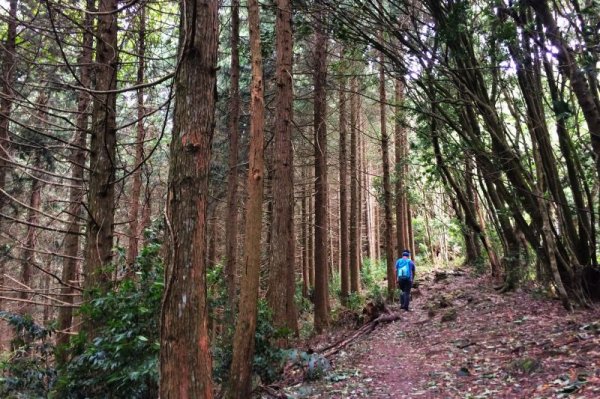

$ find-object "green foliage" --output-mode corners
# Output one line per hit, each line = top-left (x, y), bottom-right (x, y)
(54, 243), (163, 398)
(0, 312), (55, 398)
(252, 300), (290, 384)
(329, 271), (342, 300)
(367, 284), (386, 307)
(213, 299), (289, 385)
(295, 282), (312, 315)
(361, 258), (387, 292)
(345, 292), (363, 311)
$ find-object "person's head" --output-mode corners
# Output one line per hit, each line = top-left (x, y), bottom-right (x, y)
(402, 250), (410, 258)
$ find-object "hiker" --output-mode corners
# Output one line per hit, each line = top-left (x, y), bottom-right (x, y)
(396, 250), (416, 311)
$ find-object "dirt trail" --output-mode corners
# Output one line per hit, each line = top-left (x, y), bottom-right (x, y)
(283, 271), (600, 398)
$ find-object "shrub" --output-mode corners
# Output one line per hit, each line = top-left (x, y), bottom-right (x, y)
(53, 243), (163, 398)
(0, 312), (55, 398)
(213, 299), (289, 385)
(346, 292), (363, 311)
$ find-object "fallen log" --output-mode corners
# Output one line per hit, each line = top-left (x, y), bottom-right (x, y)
(320, 313), (401, 358)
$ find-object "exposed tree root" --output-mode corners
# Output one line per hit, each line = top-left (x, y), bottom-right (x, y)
(319, 313), (401, 358)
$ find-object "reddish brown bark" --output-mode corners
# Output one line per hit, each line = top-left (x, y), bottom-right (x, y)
(379, 57), (395, 301)
(349, 77), (360, 293)
(360, 125), (371, 260)
(394, 79), (406, 254)
(20, 154), (42, 315)
(227, 0), (265, 395)
(224, 0), (241, 312)
(313, 20), (329, 332)
(159, 0), (218, 397)
(267, 0), (298, 335)
(126, 5), (147, 270)
(0, 0), (18, 311)
(20, 94), (48, 316)
(394, 79), (414, 254)
(301, 168), (309, 298)
(57, 1), (93, 358)
(339, 73), (350, 304)
(83, 0), (119, 293)
(308, 167), (315, 288)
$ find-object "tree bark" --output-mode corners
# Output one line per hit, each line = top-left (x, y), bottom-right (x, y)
(528, 0), (600, 179)
(83, 0), (119, 294)
(159, 0), (218, 396)
(227, 0), (266, 395)
(349, 77), (360, 293)
(394, 79), (408, 254)
(313, 20), (329, 332)
(0, 0), (18, 312)
(267, 0), (298, 336)
(20, 154), (42, 315)
(338, 71), (350, 305)
(224, 0), (241, 315)
(126, 4), (147, 270)
(308, 171), (315, 288)
(463, 155), (482, 265)
(57, 0), (93, 359)
(379, 56), (395, 301)
(301, 166), (309, 298)
(360, 131), (371, 259)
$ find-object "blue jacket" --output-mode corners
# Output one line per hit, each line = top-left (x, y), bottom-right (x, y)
(395, 257), (415, 281)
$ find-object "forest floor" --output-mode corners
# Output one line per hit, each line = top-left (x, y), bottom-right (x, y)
(274, 269), (600, 398)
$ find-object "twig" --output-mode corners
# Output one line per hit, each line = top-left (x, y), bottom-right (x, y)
(0, 296), (80, 308)
(320, 313), (401, 358)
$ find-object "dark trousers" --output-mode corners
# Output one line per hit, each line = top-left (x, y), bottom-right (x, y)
(398, 277), (412, 310)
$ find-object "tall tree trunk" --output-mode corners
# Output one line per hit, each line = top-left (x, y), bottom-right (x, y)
(0, 0), (18, 313)
(394, 79), (408, 254)
(301, 166), (309, 298)
(463, 155), (482, 265)
(379, 57), (395, 301)
(313, 19), (329, 332)
(19, 93), (48, 316)
(374, 201), (381, 260)
(360, 131), (371, 259)
(20, 153), (42, 315)
(83, 0), (119, 294)
(159, 0), (218, 396)
(224, 0), (241, 315)
(349, 77), (360, 293)
(338, 72), (349, 304)
(268, 0), (298, 336)
(227, 0), (265, 395)
(528, 0), (600, 179)
(308, 171), (315, 288)
(126, 5), (147, 270)
(57, 1), (93, 359)
(541, 37), (595, 267)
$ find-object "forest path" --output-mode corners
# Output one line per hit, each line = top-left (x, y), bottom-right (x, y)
(283, 270), (600, 398)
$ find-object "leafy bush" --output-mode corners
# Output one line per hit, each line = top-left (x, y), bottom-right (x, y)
(367, 284), (386, 306)
(294, 282), (312, 315)
(213, 299), (289, 385)
(252, 300), (289, 384)
(346, 292), (363, 311)
(361, 257), (387, 292)
(0, 312), (55, 398)
(53, 243), (163, 398)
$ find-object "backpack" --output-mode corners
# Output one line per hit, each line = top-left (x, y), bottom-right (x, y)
(397, 258), (411, 280)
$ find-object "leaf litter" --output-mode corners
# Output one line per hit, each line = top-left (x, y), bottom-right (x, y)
(271, 269), (600, 398)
